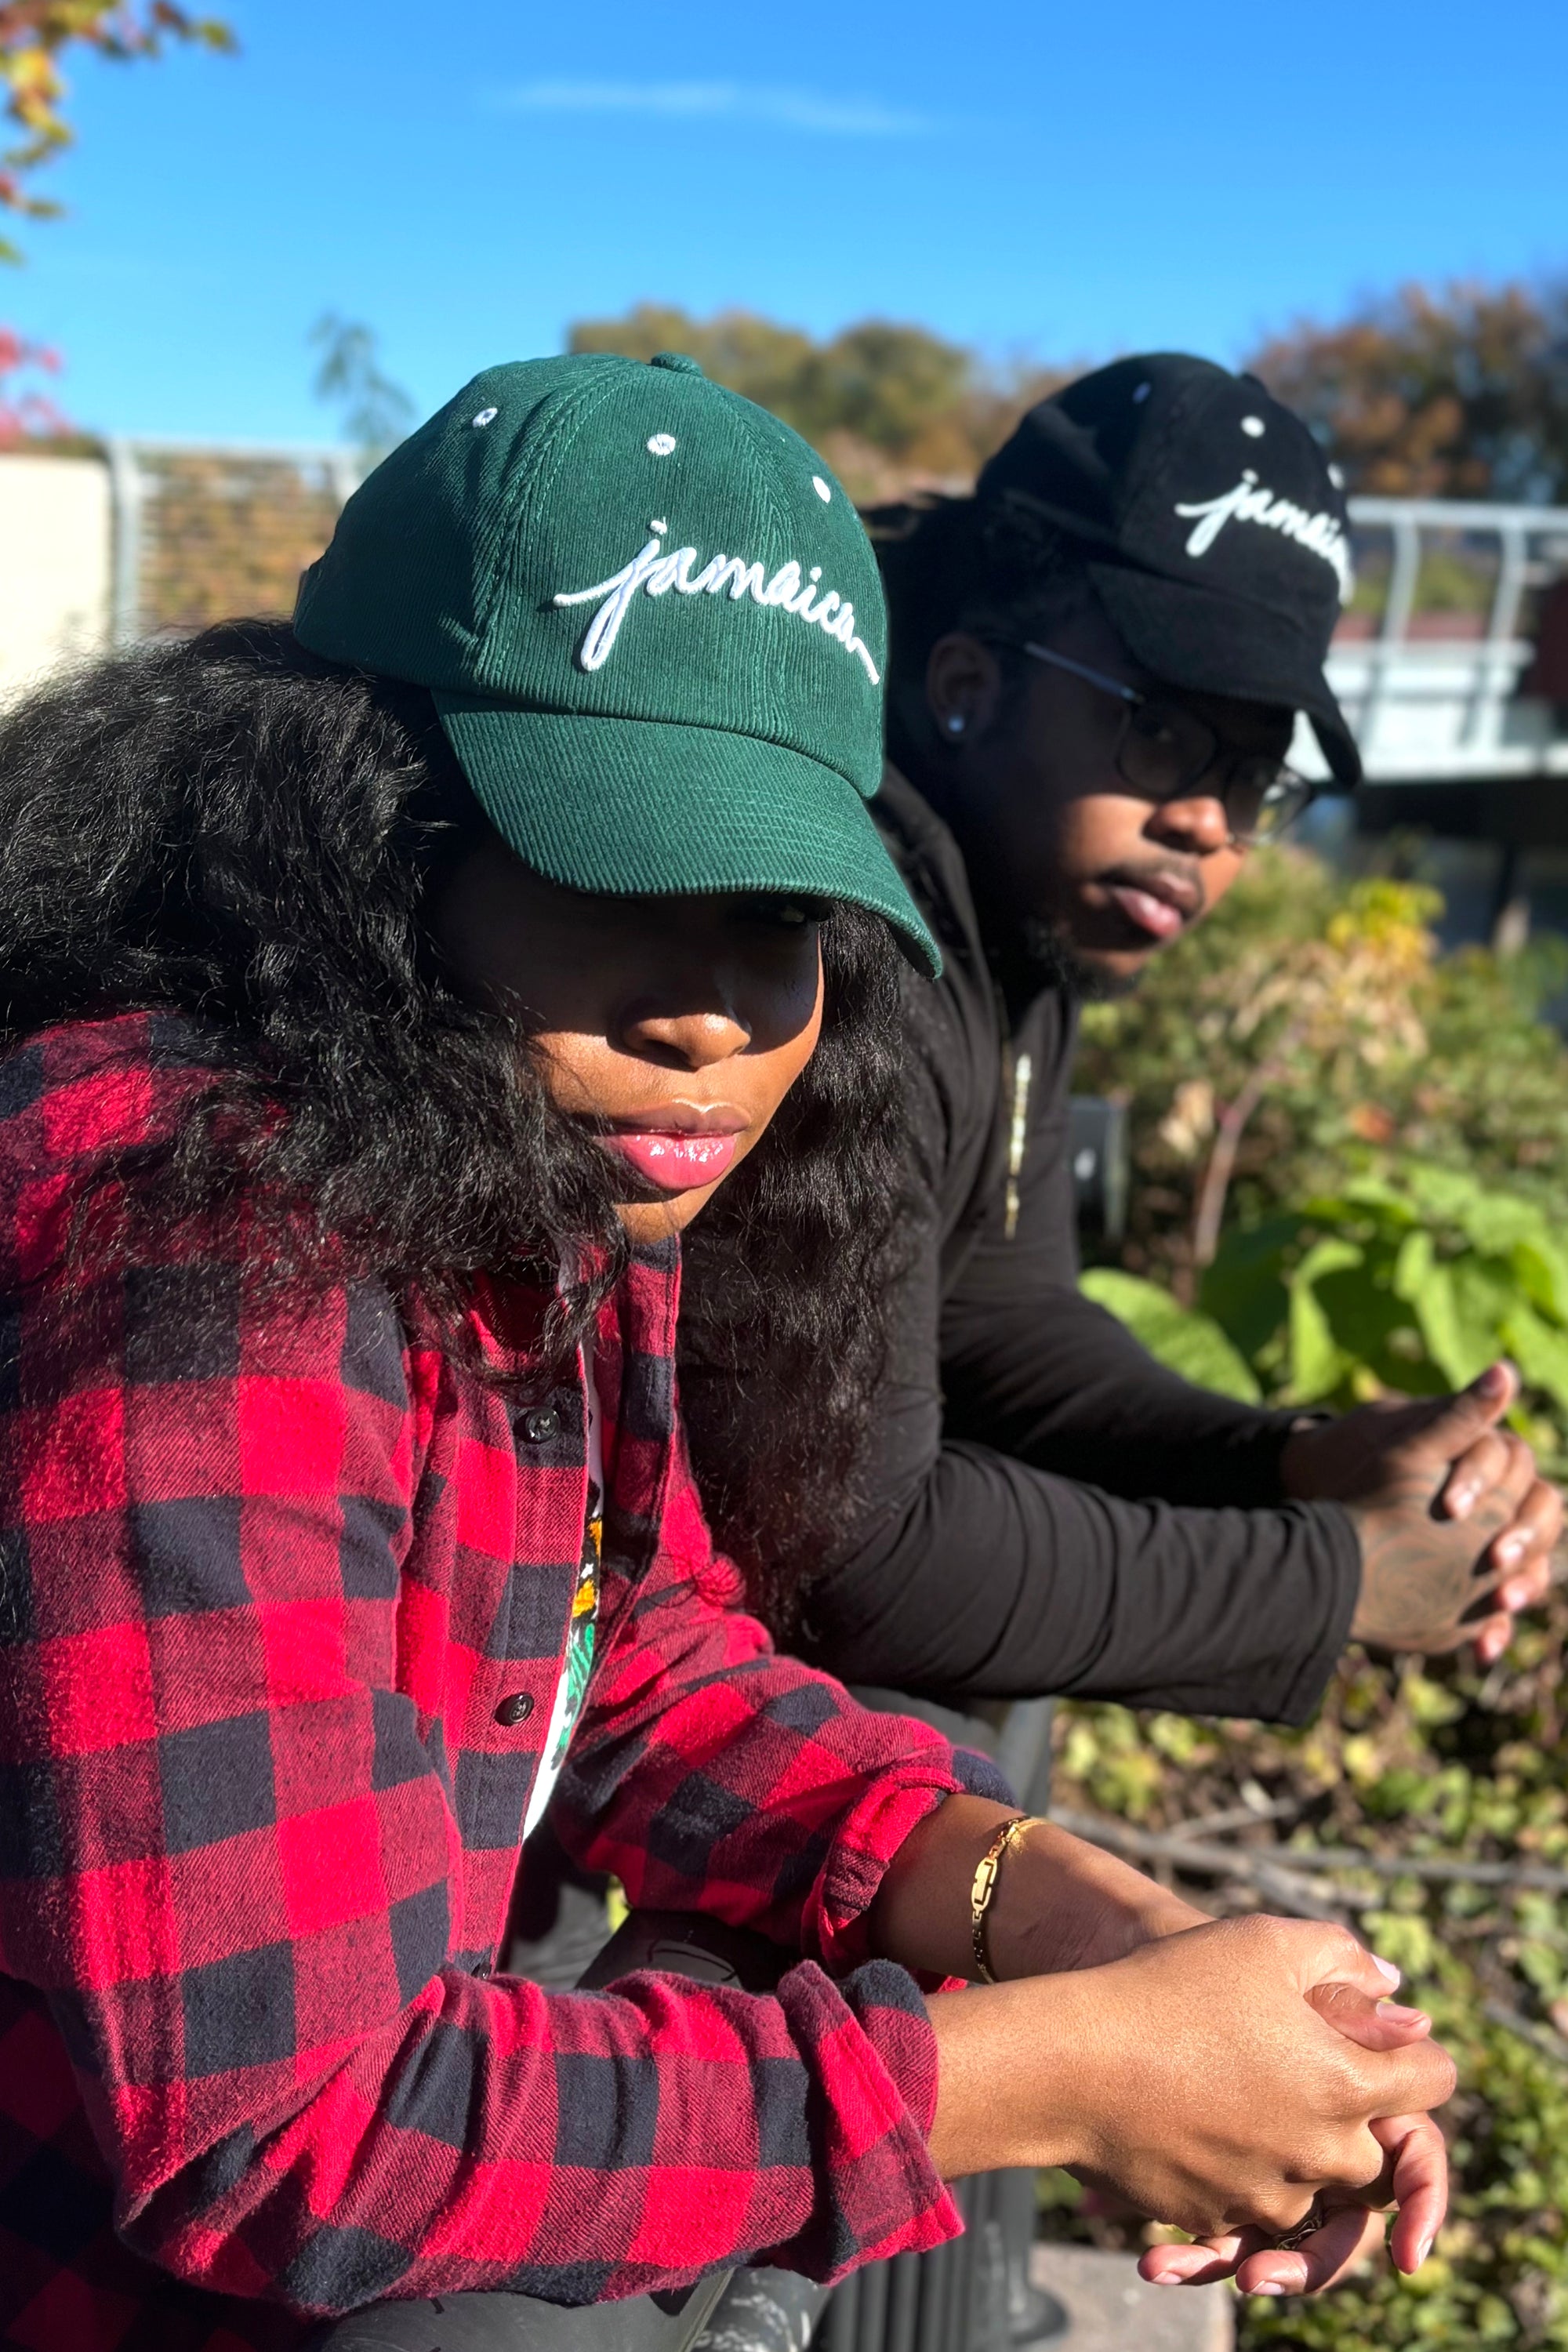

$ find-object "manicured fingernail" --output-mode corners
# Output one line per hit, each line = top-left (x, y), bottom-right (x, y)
(1252, 2281), (1286, 2296)
(1497, 1534), (1528, 1566)
(1377, 2000), (1428, 2024)
(1373, 1955), (1402, 1986)
(1503, 1579), (1530, 1608)
(1417, 2234), (1434, 2268)
(1450, 1485), (1477, 1515)
(1147, 2271), (1180, 2286)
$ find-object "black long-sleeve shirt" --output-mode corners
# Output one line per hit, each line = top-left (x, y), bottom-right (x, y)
(797, 766), (1361, 1726)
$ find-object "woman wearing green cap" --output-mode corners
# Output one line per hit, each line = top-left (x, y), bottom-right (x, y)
(0, 357), (1453, 2348)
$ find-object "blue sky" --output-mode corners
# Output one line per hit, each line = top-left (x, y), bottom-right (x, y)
(11, 0), (1568, 443)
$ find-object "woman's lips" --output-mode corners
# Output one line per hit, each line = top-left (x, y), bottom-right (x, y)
(596, 1127), (742, 1192)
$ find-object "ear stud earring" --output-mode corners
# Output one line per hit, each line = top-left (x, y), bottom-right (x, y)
(946, 713), (967, 736)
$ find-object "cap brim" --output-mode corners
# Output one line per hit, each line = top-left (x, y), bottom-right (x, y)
(1086, 561), (1362, 790)
(434, 699), (941, 976)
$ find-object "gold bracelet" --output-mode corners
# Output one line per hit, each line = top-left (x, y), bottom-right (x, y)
(969, 1814), (1047, 1983)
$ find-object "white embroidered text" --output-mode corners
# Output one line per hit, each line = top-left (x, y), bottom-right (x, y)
(554, 524), (880, 681)
(1174, 471), (1353, 601)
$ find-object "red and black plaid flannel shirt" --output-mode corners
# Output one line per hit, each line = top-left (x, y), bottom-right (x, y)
(0, 1016), (1011, 2350)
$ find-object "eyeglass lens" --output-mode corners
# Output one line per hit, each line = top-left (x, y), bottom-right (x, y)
(1117, 702), (1308, 843)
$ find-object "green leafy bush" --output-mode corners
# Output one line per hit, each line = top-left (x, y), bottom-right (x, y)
(1054, 852), (1568, 2346)
(1197, 1164), (1568, 1477)
(1074, 851), (1568, 1293)
(1047, 1621), (1568, 2349)
(1080, 1266), (1261, 1402)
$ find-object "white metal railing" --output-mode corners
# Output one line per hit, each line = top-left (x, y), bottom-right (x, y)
(103, 436), (365, 645)
(52, 462), (1568, 784)
(1292, 496), (1568, 785)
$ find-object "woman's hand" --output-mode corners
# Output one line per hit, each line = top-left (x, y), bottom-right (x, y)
(1136, 1974), (1448, 2292)
(923, 1916), (1456, 2244)
(1138, 2111), (1447, 2295)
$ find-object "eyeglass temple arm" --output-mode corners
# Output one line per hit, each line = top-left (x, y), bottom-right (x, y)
(1019, 641), (1142, 706)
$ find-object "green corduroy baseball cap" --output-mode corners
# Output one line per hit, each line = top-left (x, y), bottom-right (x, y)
(293, 351), (938, 973)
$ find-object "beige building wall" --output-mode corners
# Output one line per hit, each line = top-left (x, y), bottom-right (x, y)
(0, 455), (112, 700)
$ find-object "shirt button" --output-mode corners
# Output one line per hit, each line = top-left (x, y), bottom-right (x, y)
(495, 1691), (535, 1727)
(521, 1407), (560, 1443)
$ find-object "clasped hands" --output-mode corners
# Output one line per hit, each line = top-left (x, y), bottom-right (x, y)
(1280, 1359), (1562, 1661)
(873, 1370), (1563, 2301)
(873, 1802), (1457, 2302)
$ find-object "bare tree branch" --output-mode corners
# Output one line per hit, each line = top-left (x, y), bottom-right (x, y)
(1049, 1805), (1568, 1898)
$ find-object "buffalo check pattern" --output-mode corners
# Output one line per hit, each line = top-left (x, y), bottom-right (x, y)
(0, 1017), (1010, 2349)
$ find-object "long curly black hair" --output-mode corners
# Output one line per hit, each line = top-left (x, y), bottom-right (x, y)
(0, 620), (905, 1619)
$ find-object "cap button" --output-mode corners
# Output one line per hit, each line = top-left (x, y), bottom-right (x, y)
(649, 352), (703, 376)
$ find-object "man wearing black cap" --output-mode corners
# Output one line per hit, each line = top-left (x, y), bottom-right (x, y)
(783, 354), (1559, 1726)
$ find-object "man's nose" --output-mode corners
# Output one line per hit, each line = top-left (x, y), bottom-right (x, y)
(615, 1003), (753, 1069)
(1146, 791), (1233, 852)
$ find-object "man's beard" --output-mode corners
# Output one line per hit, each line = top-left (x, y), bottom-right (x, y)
(1017, 914), (1144, 1002)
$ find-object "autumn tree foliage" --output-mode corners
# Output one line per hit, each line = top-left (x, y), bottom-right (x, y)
(568, 301), (1067, 501)
(0, 319), (63, 440)
(575, 284), (1568, 513)
(0, 2), (233, 259)
(0, 5), (232, 441)
(1250, 280), (1568, 504)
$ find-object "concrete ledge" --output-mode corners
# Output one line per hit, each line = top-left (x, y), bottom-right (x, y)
(1031, 2244), (1233, 2352)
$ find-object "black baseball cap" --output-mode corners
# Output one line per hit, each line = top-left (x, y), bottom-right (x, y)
(976, 354), (1360, 788)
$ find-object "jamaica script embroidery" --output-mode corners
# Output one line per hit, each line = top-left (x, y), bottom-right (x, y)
(1174, 470), (1354, 600)
(554, 522), (881, 683)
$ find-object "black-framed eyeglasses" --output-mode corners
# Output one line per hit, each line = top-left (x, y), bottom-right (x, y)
(1007, 639), (1316, 848)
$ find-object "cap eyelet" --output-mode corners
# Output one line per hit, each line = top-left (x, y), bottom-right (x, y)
(1132, 382), (1152, 403)
(811, 476), (832, 503)
(647, 433), (677, 456)
(472, 407), (499, 428)
(1240, 415), (1266, 437)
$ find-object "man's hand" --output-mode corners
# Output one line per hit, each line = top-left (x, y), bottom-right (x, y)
(1279, 1364), (1560, 1660)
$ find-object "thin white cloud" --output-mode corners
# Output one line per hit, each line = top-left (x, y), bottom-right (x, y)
(494, 78), (935, 139)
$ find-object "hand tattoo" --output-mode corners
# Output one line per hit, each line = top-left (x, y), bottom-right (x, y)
(1348, 1468), (1513, 1651)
